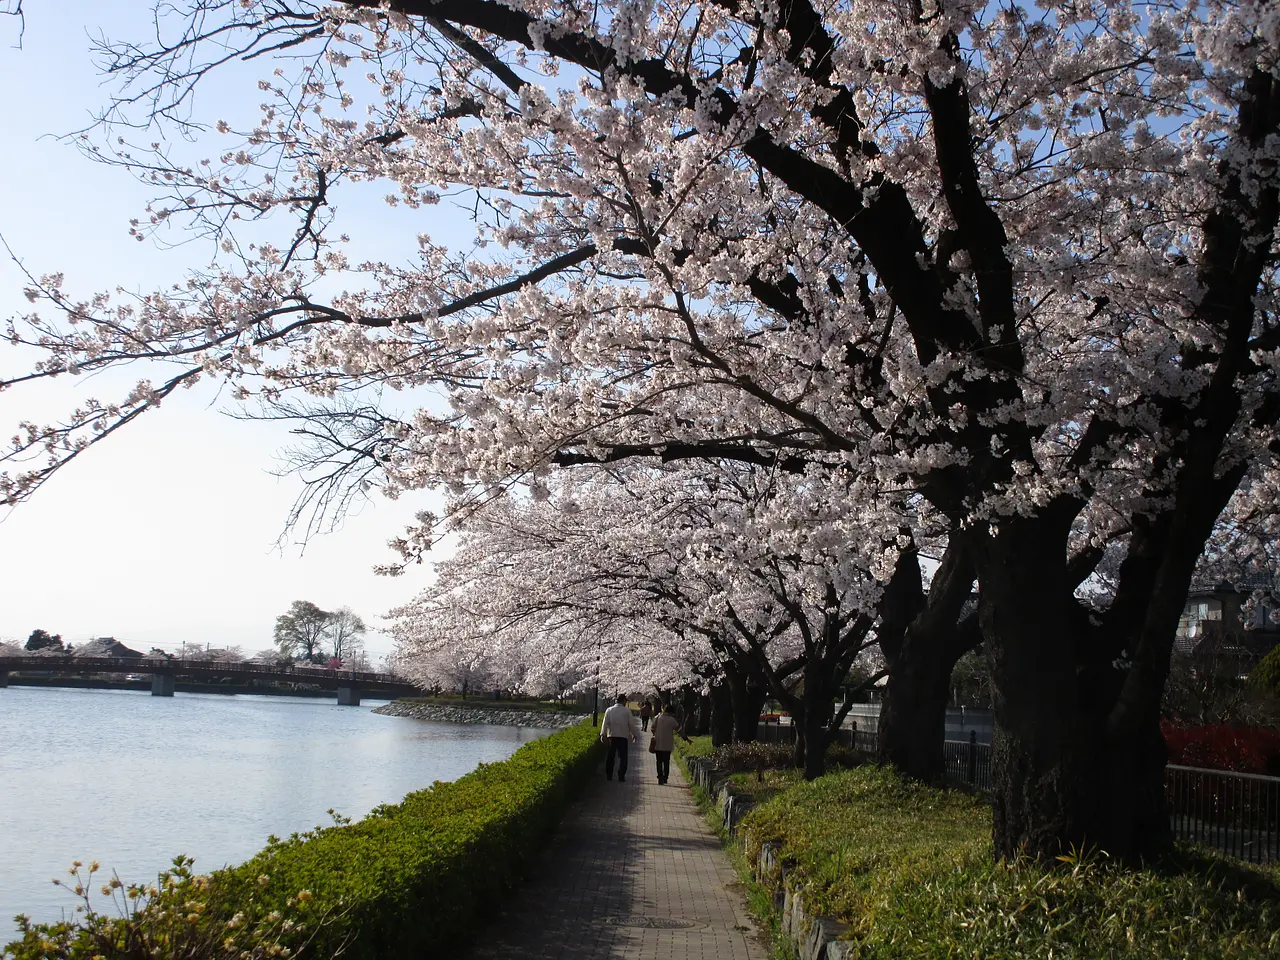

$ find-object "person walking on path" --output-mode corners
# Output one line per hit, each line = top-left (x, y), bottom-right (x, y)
(650, 701), (691, 785)
(638, 699), (652, 731)
(600, 693), (636, 781)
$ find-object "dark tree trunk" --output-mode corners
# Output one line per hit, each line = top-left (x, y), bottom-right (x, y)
(695, 692), (714, 737)
(792, 713), (806, 772)
(725, 661), (767, 742)
(978, 519), (1171, 861)
(800, 699), (829, 781)
(876, 641), (954, 783)
(875, 538), (976, 783)
(795, 661), (839, 780)
(708, 682), (733, 746)
(679, 686), (699, 729)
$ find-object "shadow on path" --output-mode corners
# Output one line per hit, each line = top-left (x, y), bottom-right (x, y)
(464, 722), (764, 960)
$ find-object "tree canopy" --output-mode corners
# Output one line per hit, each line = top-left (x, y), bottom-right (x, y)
(25, 628), (63, 652)
(3, 0), (1279, 861)
(273, 600), (334, 663)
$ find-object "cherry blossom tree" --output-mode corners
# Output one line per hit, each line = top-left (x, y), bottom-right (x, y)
(3, 0), (1279, 860)
(391, 463), (897, 776)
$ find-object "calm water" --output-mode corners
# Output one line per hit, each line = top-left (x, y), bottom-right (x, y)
(0, 686), (548, 931)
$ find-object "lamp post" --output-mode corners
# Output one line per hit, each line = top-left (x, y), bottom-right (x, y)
(591, 648), (601, 727)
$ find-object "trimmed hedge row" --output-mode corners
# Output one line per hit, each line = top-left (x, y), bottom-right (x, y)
(6, 721), (603, 960)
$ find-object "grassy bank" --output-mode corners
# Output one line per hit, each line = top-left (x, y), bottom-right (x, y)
(5, 722), (603, 960)
(678, 739), (1280, 959)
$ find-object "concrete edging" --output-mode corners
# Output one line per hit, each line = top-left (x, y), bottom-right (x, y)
(685, 755), (853, 960)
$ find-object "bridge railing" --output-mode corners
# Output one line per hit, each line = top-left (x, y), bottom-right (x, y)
(0, 655), (405, 687)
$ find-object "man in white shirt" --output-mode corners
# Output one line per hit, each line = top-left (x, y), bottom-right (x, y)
(599, 694), (637, 781)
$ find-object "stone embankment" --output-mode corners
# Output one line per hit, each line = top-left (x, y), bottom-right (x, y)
(373, 699), (589, 729)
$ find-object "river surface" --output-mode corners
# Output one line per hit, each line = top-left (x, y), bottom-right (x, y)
(0, 686), (550, 932)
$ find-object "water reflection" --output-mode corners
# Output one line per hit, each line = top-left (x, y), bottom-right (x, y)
(0, 686), (547, 928)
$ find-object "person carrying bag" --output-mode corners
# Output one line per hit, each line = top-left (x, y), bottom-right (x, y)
(649, 701), (691, 784)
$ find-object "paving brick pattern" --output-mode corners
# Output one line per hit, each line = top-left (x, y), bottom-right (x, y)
(465, 718), (765, 960)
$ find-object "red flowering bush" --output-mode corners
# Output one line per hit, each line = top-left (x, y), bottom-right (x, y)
(1161, 722), (1280, 775)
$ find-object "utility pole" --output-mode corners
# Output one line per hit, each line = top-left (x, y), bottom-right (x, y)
(591, 648), (600, 727)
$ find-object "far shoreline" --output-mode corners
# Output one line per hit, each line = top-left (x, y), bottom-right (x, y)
(3, 675), (394, 701)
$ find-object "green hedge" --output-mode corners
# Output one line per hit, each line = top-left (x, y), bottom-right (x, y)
(6, 721), (603, 960)
(741, 766), (1280, 959)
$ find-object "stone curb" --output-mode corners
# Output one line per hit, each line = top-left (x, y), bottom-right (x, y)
(685, 755), (852, 960)
(372, 699), (589, 729)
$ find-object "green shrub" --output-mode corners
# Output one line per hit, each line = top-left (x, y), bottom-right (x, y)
(741, 766), (1280, 959)
(5, 722), (603, 960)
(1250, 644), (1280, 698)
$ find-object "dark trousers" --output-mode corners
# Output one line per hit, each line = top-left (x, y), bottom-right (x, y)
(641, 716), (650, 731)
(605, 737), (629, 778)
(655, 750), (671, 783)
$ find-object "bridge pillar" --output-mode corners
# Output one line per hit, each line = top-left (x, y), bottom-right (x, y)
(151, 673), (175, 697)
(0, 669), (8, 688)
(337, 684), (361, 706)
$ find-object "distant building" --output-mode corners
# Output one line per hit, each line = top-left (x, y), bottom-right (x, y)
(1175, 573), (1280, 667)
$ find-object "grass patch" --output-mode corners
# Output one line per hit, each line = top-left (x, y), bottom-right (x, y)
(679, 734), (717, 759)
(726, 769), (804, 806)
(741, 766), (1280, 959)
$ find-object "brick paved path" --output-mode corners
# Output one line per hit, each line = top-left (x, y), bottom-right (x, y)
(465, 718), (766, 960)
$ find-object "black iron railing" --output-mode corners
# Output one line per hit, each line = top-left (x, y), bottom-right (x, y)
(943, 732), (992, 791)
(1165, 764), (1279, 864)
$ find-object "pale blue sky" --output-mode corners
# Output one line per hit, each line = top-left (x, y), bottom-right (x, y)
(0, 3), (464, 657)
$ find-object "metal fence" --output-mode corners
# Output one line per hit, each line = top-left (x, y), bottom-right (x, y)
(1166, 764), (1279, 864)
(943, 732), (992, 791)
(757, 719), (881, 753)
(756, 720), (1280, 864)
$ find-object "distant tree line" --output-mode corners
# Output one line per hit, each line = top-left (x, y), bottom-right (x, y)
(25, 629), (65, 652)
(273, 601), (367, 666)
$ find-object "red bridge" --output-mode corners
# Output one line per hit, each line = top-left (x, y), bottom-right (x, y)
(0, 655), (421, 706)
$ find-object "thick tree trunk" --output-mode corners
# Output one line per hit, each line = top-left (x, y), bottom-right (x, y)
(801, 700), (829, 780)
(696, 691), (714, 737)
(708, 682), (733, 746)
(792, 708), (807, 771)
(725, 662), (767, 742)
(796, 662), (837, 780)
(876, 538), (975, 783)
(679, 686), (699, 729)
(876, 641), (954, 783)
(978, 520), (1170, 861)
